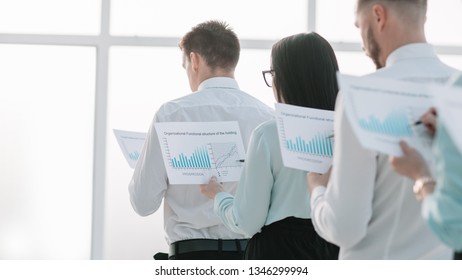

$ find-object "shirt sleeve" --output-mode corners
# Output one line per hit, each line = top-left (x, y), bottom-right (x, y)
(422, 124), (462, 251)
(128, 112), (168, 216)
(214, 126), (273, 236)
(310, 93), (376, 247)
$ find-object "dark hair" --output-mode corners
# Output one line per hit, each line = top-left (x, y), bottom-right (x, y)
(179, 20), (240, 71)
(271, 32), (339, 111)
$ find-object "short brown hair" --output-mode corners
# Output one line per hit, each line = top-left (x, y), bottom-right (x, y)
(357, 0), (426, 9)
(357, 0), (427, 25)
(179, 20), (240, 71)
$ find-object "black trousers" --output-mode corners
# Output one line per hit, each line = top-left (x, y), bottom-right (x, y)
(169, 250), (243, 260)
(244, 217), (339, 260)
(454, 251), (462, 260)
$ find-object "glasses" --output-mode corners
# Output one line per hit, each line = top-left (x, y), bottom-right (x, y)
(262, 69), (275, 87)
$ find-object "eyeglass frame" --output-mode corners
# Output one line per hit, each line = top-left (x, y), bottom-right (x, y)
(262, 69), (275, 87)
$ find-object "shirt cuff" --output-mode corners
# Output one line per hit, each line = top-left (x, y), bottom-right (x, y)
(310, 185), (327, 210)
(214, 192), (234, 215)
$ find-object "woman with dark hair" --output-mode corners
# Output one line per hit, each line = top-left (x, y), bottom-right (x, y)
(200, 32), (339, 259)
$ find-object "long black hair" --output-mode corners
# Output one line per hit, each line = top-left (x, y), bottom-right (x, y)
(271, 32), (339, 110)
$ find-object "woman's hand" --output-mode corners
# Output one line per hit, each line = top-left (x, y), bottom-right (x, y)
(200, 176), (225, 199)
(307, 166), (332, 193)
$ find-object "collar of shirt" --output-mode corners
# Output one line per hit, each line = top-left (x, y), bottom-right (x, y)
(197, 77), (240, 91)
(385, 43), (437, 67)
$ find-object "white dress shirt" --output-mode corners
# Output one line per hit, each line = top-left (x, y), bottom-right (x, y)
(214, 120), (311, 236)
(311, 43), (456, 259)
(129, 77), (274, 244)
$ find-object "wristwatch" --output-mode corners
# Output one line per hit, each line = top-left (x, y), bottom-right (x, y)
(413, 177), (436, 200)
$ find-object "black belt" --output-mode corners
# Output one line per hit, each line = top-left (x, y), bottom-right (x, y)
(169, 239), (248, 257)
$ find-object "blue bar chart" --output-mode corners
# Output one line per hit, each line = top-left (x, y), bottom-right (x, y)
(129, 151), (141, 161)
(358, 111), (412, 137)
(276, 103), (335, 173)
(170, 145), (211, 169)
(286, 133), (333, 157)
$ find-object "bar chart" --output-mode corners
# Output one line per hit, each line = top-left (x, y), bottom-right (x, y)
(358, 110), (413, 137)
(128, 150), (141, 161)
(285, 133), (333, 157)
(276, 103), (334, 173)
(170, 145), (211, 169)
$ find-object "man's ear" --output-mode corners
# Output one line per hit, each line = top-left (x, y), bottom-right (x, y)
(372, 4), (387, 32)
(190, 52), (200, 73)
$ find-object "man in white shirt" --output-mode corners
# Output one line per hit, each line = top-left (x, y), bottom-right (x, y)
(129, 20), (274, 260)
(308, 0), (456, 259)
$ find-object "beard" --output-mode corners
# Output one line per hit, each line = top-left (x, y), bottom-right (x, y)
(366, 27), (383, 69)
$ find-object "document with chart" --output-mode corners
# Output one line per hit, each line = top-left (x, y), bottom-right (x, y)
(154, 121), (246, 184)
(113, 129), (147, 168)
(338, 74), (434, 157)
(435, 73), (462, 154)
(275, 103), (334, 173)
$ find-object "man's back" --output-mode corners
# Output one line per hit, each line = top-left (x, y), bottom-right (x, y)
(129, 77), (274, 244)
(312, 43), (456, 259)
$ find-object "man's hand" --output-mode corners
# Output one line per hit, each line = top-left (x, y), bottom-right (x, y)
(389, 140), (431, 180)
(420, 107), (438, 137)
(200, 176), (225, 199)
(307, 167), (332, 193)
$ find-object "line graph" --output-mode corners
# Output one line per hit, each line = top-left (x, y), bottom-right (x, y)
(210, 143), (241, 168)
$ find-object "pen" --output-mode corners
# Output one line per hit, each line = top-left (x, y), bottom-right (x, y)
(327, 134), (334, 139)
(236, 159), (245, 162)
(413, 108), (437, 126)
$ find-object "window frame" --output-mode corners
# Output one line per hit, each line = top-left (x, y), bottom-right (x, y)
(1, 0), (461, 259)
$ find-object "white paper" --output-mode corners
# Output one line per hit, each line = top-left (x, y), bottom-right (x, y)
(113, 129), (147, 168)
(446, 71), (462, 87)
(154, 121), (246, 184)
(275, 103), (334, 173)
(338, 73), (434, 157)
(435, 73), (462, 154)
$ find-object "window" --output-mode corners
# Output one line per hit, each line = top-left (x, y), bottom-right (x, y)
(0, 44), (95, 259)
(111, 0), (308, 39)
(0, 0), (100, 35)
(1, 0), (461, 260)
